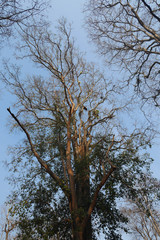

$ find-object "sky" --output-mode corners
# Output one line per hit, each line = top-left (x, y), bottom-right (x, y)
(0, 0), (160, 239)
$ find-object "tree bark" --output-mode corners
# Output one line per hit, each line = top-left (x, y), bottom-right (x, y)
(75, 159), (92, 240)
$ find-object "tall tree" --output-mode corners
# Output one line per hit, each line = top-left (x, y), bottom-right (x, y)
(3, 19), (152, 240)
(85, 0), (160, 106)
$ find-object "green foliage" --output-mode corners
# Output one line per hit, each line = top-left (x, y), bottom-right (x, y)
(10, 174), (71, 240)
(7, 132), (154, 240)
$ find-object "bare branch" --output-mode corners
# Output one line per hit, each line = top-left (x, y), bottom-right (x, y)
(85, 0), (160, 106)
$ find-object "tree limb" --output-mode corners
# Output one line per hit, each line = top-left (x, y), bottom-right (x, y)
(7, 107), (71, 199)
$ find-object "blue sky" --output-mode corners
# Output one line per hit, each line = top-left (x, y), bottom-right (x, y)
(0, 1), (160, 239)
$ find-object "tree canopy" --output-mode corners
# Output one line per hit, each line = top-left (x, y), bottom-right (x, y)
(85, 0), (160, 106)
(0, 0), (46, 37)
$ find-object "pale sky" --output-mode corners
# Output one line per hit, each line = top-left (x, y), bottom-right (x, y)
(0, 1), (160, 240)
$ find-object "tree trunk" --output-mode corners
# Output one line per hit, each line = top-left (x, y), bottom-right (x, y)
(73, 231), (83, 240)
(75, 162), (92, 240)
(72, 220), (91, 240)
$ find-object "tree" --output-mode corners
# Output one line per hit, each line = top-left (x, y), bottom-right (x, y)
(85, 0), (160, 106)
(2, 19), (152, 240)
(0, 0), (46, 37)
(121, 174), (160, 240)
